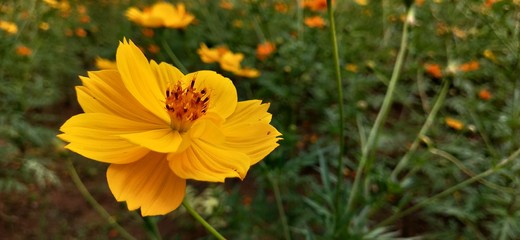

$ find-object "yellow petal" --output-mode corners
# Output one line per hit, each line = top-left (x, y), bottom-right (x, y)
(58, 113), (163, 163)
(223, 100), (272, 126)
(223, 122), (281, 165)
(220, 52), (244, 72)
(77, 70), (164, 124)
(120, 128), (184, 153)
(222, 100), (281, 165)
(149, 60), (184, 93)
(107, 152), (186, 216)
(168, 119), (250, 182)
(181, 71), (237, 119)
(116, 39), (169, 124)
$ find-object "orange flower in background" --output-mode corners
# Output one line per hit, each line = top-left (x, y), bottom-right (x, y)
(485, 0), (498, 8)
(197, 43), (229, 63)
(0, 20), (18, 34)
(95, 57), (117, 70)
(415, 0), (425, 6)
(16, 45), (32, 56)
(445, 117), (464, 130)
(58, 39), (281, 216)
(478, 88), (492, 101)
(75, 27), (87, 37)
(458, 60), (480, 72)
(126, 2), (195, 29)
(424, 63), (443, 78)
(80, 15), (90, 23)
(65, 28), (73, 37)
(304, 16), (326, 28)
(148, 44), (160, 54)
(219, 0), (233, 10)
(256, 41), (276, 61)
(142, 28), (155, 38)
(302, 0), (334, 11)
(275, 2), (289, 13)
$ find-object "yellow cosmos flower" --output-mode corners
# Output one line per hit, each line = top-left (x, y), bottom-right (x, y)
(445, 117), (464, 130)
(126, 2), (195, 29)
(0, 20), (18, 34)
(58, 39), (281, 216)
(220, 51), (244, 73)
(220, 52), (260, 78)
(197, 43), (229, 63)
(234, 67), (261, 78)
(95, 57), (117, 70)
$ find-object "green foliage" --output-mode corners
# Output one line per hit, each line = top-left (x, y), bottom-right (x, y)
(2, 0), (520, 239)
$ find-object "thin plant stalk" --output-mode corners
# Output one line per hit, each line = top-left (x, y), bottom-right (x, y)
(66, 159), (136, 240)
(345, 6), (414, 215)
(378, 146), (520, 227)
(266, 171), (291, 240)
(326, 0), (345, 213)
(182, 200), (226, 240)
(142, 216), (162, 240)
(391, 79), (450, 180)
(162, 39), (188, 74)
(162, 34), (225, 240)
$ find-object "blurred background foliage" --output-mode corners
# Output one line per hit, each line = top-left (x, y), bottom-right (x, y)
(1, 0), (520, 239)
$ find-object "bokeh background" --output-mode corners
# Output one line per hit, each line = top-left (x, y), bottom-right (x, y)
(2, 0), (520, 239)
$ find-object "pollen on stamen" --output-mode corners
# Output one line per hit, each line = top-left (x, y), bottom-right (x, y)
(165, 78), (210, 132)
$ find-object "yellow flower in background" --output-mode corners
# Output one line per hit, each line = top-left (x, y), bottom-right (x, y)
(199, 44), (261, 78)
(354, 0), (368, 6)
(304, 16), (326, 28)
(0, 20), (18, 34)
(126, 2), (195, 29)
(234, 67), (261, 78)
(220, 51), (244, 72)
(197, 43), (229, 63)
(445, 117), (464, 130)
(345, 64), (358, 73)
(58, 39), (281, 216)
(95, 57), (117, 69)
(483, 49), (497, 63)
(39, 22), (50, 31)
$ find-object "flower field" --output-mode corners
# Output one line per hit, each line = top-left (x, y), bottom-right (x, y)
(2, 0), (520, 239)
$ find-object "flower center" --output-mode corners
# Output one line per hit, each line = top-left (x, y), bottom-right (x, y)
(165, 77), (209, 132)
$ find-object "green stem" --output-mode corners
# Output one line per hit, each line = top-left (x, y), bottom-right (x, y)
(66, 159), (136, 240)
(345, 7), (414, 215)
(391, 79), (450, 180)
(182, 200), (226, 240)
(161, 39), (188, 74)
(266, 172), (291, 240)
(326, 0), (345, 216)
(377, 146), (520, 227)
(142, 216), (162, 240)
